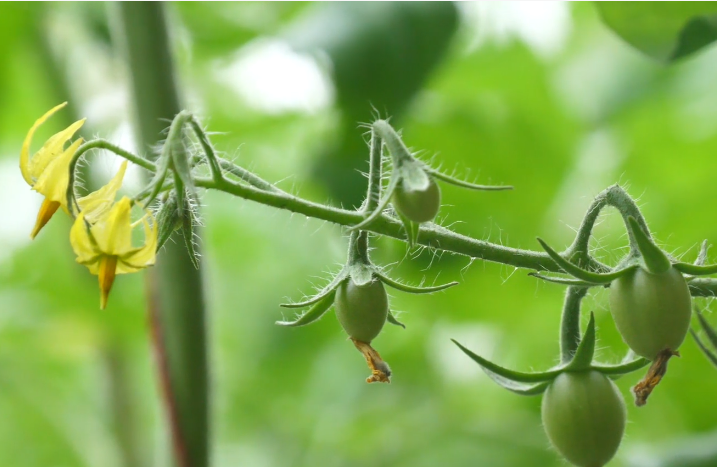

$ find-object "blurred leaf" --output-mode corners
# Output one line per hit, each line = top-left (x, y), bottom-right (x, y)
(286, 2), (459, 206)
(596, 2), (717, 62)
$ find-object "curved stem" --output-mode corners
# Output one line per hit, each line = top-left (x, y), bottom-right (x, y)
(568, 184), (650, 259)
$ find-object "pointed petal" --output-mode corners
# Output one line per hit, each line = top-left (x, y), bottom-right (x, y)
(120, 212), (157, 270)
(28, 118), (85, 179)
(91, 197), (134, 255)
(32, 138), (83, 206)
(20, 102), (68, 185)
(78, 161), (128, 223)
(70, 211), (101, 264)
(30, 198), (61, 239)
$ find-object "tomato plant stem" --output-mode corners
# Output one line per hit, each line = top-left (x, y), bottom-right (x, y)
(116, 4), (210, 467)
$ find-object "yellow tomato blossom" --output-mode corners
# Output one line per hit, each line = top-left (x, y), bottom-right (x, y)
(70, 196), (158, 309)
(21, 102), (86, 238)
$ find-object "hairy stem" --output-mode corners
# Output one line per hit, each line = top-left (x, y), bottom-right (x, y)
(115, 3), (209, 467)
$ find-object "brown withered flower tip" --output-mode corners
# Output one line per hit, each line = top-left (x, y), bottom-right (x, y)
(633, 348), (680, 407)
(351, 338), (391, 383)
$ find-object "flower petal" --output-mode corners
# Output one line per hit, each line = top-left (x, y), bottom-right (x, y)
(78, 161), (128, 223)
(90, 196), (133, 255)
(32, 138), (83, 208)
(119, 214), (157, 272)
(28, 118), (85, 180)
(20, 102), (68, 185)
(70, 211), (101, 265)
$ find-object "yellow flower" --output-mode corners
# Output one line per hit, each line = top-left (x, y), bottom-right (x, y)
(20, 102), (86, 238)
(70, 196), (158, 309)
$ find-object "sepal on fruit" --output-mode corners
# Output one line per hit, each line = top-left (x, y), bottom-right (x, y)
(424, 166), (512, 191)
(376, 272), (458, 294)
(626, 216), (671, 274)
(528, 272), (602, 288)
(276, 290), (336, 327)
(280, 269), (348, 309)
(537, 238), (637, 284)
(564, 312), (596, 372)
(387, 310), (405, 329)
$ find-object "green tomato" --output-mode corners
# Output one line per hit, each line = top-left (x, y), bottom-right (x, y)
(542, 371), (626, 467)
(609, 266), (691, 360)
(392, 177), (441, 223)
(334, 277), (388, 343)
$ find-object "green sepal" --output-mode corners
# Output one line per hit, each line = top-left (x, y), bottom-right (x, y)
(276, 290), (336, 327)
(349, 169), (400, 231)
(528, 272), (602, 288)
(396, 210), (420, 247)
(177, 187), (200, 270)
(591, 357), (650, 378)
(626, 216), (671, 274)
(451, 339), (561, 383)
(424, 166), (513, 191)
(349, 263), (375, 287)
(280, 270), (348, 309)
(695, 306), (717, 349)
(170, 133), (195, 193)
(399, 160), (430, 192)
(690, 329), (717, 368)
(537, 238), (637, 284)
(387, 310), (406, 329)
(155, 192), (181, 251)
(673, 262), (717, 276)
(377, 272), (458, 294)
(565, 312), (596, 371)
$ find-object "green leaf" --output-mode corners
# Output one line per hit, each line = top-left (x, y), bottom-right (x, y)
(387, 311), (406, 329)
(565, 313), (596, 371)
(288, 2), (458, 207)
(377, 272), (458, 294)
(626, 216), (671, 274)
(276, 290), (336, 327)
(537, 238), (637, 284)
(451, 340), (560, 384)
(596, 2), (717, 62)
(280, 270), (348, 309)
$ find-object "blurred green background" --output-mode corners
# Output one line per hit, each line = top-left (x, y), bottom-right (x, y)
(2, 2), (717, 466)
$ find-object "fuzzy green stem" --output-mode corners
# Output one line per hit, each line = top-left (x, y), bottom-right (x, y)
(115, 4), (209, 467)
(365, 129), (383, 213)
(568, 184), (650, 261)
(559, 286), (589, 364)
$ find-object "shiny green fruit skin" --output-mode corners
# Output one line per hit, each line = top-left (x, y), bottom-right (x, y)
(392, 177), (441, 223)
(542, 371), (626, 467)
(609, 266), (691, 360)
(335, 278), (388, 343)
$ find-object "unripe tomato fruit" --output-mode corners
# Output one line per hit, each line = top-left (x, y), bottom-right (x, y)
(392, 177), (441, 223)
(335, 278), (389, 343)
(542, 371), (626, 467)
(608, 266), (691, 360)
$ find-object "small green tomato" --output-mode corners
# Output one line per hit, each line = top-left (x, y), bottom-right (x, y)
(542, 371), (626, 467)
(392, 177), (441, 223)
(609, 266), (691, 360)
(335, 277), (389, 343)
